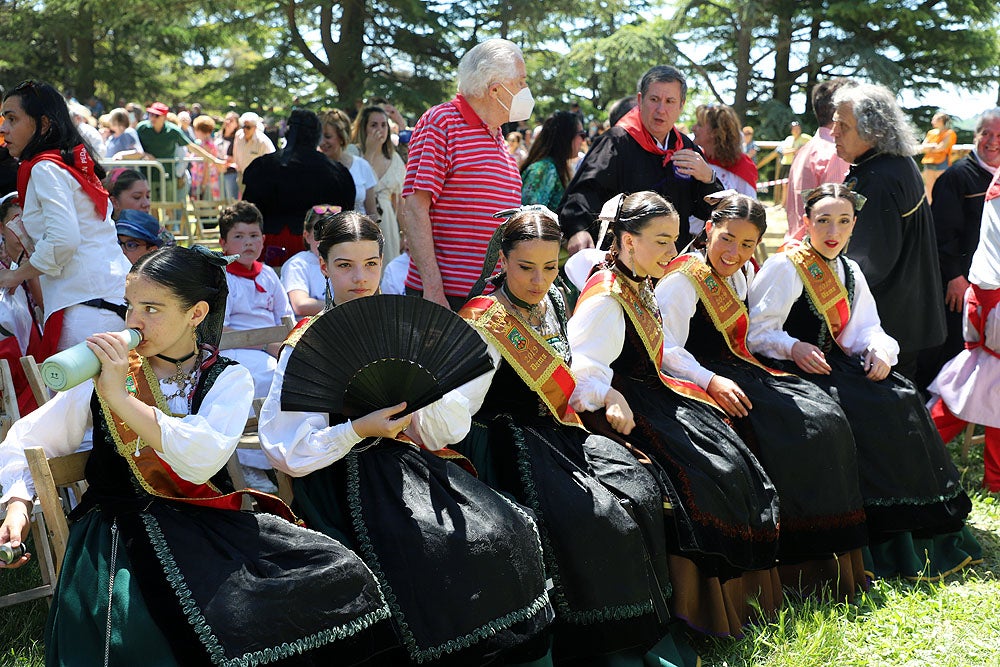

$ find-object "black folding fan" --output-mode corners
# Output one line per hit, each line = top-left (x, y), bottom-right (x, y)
(281, 294), (495, 417)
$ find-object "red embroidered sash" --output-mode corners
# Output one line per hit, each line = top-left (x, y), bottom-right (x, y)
(99, 352), (298, 522)
(666, 255), (785, 376)
(460, 295), (582, 428)
(786, 245), (851, 349)
(577, 270), (722, 411)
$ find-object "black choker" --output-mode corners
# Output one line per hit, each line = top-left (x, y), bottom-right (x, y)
(500, 282), (536, 310)
(156, 350), (198, 365)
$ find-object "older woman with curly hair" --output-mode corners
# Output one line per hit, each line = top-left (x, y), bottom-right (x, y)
(691, 104), (758, 198)
(831, 82), (944, 380)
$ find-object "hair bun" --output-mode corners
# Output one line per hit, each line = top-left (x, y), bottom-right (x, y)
(190, 244), (236, 267)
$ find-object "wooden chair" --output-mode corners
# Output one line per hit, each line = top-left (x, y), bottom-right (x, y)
(960, 424), (986, 463)
(23, 448), (89, 580)
(0, 360), (59, 607)
(219, 316), (295, 352)
(19, 354), (50, 407)
(225, 398), (295, 508)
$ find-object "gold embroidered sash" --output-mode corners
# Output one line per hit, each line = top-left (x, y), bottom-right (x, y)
(99, 352), (298, 522)
(460, 295), (582, 428)
(786, 246), (852, 347)
(577, 270), (722, 411)
(666, 255), (785, 376)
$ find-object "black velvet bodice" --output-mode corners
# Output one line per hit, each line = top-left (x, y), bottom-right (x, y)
(79, 356), (236, 513)
(685, 301), (740, 364)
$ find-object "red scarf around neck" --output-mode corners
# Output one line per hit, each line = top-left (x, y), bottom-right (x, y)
(616, 106), (684, 167)
(706, 152), (759, 191)
(17, 144), (109, 220)
(226, 260), (267, 292)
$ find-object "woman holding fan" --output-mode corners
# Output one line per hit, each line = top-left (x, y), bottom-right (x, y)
(259, 210), (554, 665)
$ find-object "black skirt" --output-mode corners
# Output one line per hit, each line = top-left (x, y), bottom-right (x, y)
(460, 414), (673, 658)
(701, 358), (868, 562)
(117, 501), (395, 666)
(292, 442), (554, 664)
(762, 349), (971, 541)
(607, 379), (780, 576)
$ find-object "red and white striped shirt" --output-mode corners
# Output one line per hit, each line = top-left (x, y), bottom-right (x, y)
(402, 95), (521, 297)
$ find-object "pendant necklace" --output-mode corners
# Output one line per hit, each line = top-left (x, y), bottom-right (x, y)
(500, 282), (547, 331)
(156, 349), (200, 402)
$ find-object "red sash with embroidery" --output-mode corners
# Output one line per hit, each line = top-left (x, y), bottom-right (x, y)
(786, 246), (851, 349)
(577, 270), (722, 412)
(666, 255), (785, 376)
(99, 352), (298, 522)
(460, 295), (581, 428)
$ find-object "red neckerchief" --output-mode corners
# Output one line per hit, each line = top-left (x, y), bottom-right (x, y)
(987, 167), (1000, 202)
(226, 260), (267, 292)
(706, 152), (758, 190)
(616, 106), (684, 167)
(17, 145), (109, 220)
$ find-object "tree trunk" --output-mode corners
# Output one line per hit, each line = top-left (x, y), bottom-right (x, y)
(802, 9), (822, 122)
(772, 9), (793, 108)
(74, 7), (96, 101)
(733, 8), (754, 119)
(330, 0), (368, 108)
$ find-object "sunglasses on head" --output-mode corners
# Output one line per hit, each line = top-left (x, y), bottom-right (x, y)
(311, 205), (342, 216)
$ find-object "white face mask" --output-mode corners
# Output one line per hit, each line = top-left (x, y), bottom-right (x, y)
(498, 83), (535, 123)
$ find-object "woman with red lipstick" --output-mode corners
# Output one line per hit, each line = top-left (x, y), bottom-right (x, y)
(747, 183), (980, 581)
(259, 210), (555, 665)
(567, 191), (781, 639)
(657, 192), (867, 599)
(417, 206), (689, 665)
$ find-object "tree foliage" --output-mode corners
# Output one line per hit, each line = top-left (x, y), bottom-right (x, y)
(1, 0), (997, 129)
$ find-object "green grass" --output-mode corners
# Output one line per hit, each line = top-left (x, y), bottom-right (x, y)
(696, 431), (1000, 667)
(2, 432), (997, 666)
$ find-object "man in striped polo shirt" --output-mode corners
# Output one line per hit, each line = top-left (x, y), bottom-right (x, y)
(399, 38), (531, 310)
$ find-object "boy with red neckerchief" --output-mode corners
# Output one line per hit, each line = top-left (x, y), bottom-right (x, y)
(219, 200), (292, 493)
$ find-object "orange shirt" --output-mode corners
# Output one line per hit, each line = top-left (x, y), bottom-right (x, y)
(922, 128), (957, 165)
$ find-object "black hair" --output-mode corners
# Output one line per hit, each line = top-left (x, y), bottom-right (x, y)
(2, 80), (106, 179)
(315, 210), (384, 260)
(218, 200), (263, 239)
(520, 111), (580, 188)
(105, 168), (147, 200)
(281, 109), (322, 162)
(0, 195), (19, 222)
(811, 78), (849, 127)
(638, 66), (687, 100)
(130, 245), (230, 347)
(608, 95), (638, 127)
(499, 209), (562, 255)
(708, 193), (767, 239)
(608, 191), (679, 251)
(803, 183), (864, 218)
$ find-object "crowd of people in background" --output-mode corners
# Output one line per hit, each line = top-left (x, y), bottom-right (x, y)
(0, 34), (998, 667)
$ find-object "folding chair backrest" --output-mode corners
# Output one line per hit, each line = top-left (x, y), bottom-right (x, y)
(24, 448), (89, 578)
